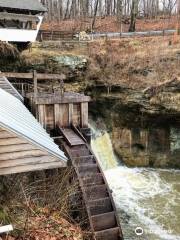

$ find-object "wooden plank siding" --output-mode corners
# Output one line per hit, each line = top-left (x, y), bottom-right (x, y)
(81, 102), (88, 128)
(37, 105), (55, 131)
(0, 127), (64, 175)
(55, 104), (69, 128)
(26, 91), (90, 130)
(72, 103), (81, 126)
(36, 103), (86, 131)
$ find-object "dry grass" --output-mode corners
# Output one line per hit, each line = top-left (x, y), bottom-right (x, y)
(0, 42), (19, 60)
(0, 169), (89, 240)
(22, 35), (180, 91)
(85, 35), (180, 89)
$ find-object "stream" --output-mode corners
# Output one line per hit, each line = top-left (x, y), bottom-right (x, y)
(90, 119), (180, 240)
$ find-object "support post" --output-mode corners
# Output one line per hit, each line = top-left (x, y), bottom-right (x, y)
(21, 83), (24, 96)
(33, 70), (38, 99)
(69, 103), (73, 126)
(81, 102), (88, 128)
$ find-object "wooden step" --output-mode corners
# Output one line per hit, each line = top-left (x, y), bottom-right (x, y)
(74, 155), (95, 165)
(84, 185), (108, 200)
(95, 227), (122, 240)
(82, 173), (104, 186)
(71, 145), (88, 151)
(78, 164), (100, 176)
(71, 149), (90, 158)
(92, 212), (117, 232)
(61, 137), (123, 239)
(88, 197), (113, 215)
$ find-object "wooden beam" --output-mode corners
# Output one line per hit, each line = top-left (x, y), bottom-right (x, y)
(0, 72), (66, 81)
(34, 96), (91, 105)
(33, 70), (38, 98)
(0, 12), (39, 22)
(81, 102), (88, 128)
(68, 103), (73, 126)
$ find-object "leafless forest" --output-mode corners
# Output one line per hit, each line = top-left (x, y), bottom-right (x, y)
(41, 0), (179, 31)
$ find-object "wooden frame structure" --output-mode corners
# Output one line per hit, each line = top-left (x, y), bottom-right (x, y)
(26, 91), (90, 132)
(0, 71), (66, 96)
(0, 72), (65, 81)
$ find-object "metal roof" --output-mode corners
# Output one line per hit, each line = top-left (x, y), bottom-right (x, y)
(0, 0), (46, 12)
(0, 88), (67, 164)
(0, 76), (23, 101)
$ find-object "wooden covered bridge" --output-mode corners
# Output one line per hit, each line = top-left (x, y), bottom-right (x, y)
(0, 73), (123, 240)
(0, 0), (46, 45)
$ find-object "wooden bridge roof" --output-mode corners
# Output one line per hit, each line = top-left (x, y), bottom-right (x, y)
(0, 0), (46, 12)
(0, 76), (23, 101)
(0, 88), (67, 175)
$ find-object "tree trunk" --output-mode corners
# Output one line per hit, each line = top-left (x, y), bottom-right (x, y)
(92, 0), (99, 30)
(117, 0), (123, 32)
(129, 0), (139, 32)
(64, 0), (70, 19)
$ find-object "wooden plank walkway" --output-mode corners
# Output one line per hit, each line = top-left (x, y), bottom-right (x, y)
(62, 129), (123, 240)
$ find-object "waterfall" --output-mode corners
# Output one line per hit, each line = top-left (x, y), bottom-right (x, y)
(90, 122), (119, 170)
(90, 120), (180, 240)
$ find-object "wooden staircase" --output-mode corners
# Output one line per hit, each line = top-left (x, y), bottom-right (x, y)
(60, 127), (123, 240)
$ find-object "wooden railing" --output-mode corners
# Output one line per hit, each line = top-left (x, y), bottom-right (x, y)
(38, 30), (75, 41)
(0, 71), (66, 97)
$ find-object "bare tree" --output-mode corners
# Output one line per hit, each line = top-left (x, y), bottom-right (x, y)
(92, 0), (99, 30)
(117, 0), (123, 32)
(129, 0), (139, 32)
(40, 0), (179, 33)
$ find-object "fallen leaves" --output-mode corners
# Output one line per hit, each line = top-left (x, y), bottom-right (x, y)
(1, 207), (83, 240)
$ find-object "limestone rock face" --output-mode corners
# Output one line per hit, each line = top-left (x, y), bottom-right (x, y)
(144, 78), (180, 114)
(99, 78), (180, 116)
(54, 55), (87, 70)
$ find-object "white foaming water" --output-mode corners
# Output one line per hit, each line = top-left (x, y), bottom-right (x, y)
(90, 122), (180, 240)
(105, 167), (180, 240)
